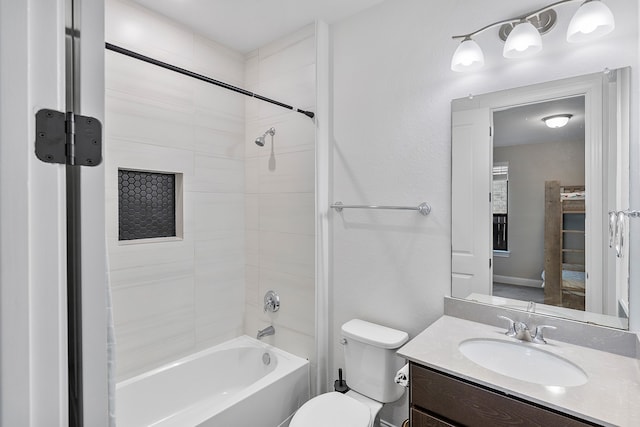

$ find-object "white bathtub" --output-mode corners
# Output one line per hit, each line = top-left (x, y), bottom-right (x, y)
(116, 335), (310, 427)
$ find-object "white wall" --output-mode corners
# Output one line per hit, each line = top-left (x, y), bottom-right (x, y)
(243, 24), (317, 389)
(329, 0), (638, 425)
(106, 0), (247, 380)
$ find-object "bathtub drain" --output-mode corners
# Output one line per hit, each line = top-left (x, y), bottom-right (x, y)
(262, 352), (271, 365)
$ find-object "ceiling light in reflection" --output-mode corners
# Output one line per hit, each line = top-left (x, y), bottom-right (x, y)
(543, 114), (573, 128)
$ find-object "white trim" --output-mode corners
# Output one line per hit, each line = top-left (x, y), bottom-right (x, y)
(1, 0), (68, 424)
(314, 19), (330, 396)
(493, 275), (543, 288)
(78, 0), (109, 423)
(493, 250), (510, 258)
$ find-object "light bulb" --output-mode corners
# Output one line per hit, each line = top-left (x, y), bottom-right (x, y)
(503, 21), (542, 58)
(451, 38), (485, 72)
(567, 0), (615, 43)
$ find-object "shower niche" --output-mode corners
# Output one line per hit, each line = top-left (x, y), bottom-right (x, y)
(118, 168), (184, 242)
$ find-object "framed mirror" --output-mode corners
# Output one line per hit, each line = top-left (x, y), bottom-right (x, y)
(451, 67), (630, 329)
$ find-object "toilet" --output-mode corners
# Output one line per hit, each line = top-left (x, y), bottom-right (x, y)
(290, 319), (409, 427)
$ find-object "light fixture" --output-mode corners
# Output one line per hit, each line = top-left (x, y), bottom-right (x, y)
(450, 0), (615, 72)
(542, 114), (573, 128)
(451, 37), (485, 72)
(567, 0), (615, 43)
(503, 20), (543, 58)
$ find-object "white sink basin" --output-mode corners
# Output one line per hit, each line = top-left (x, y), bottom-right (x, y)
(458, 339), (588, 387)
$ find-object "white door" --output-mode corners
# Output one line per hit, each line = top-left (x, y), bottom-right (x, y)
(451, 108), (492, 298)
(0, 0), (107, 425)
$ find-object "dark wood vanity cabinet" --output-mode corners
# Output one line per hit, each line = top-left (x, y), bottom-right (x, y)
(409, 363), (594, 427)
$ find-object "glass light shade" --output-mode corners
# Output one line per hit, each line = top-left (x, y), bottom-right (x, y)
(543, 114), (573, 128)
(503, 21), (542, 58)
(451, 39), (485, 72)
(567, 0), (615, 43)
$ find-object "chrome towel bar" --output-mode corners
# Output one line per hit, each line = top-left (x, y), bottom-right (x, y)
(330, 201), (431, 216)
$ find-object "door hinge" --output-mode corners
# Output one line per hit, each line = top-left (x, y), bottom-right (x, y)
(489, 192), (492, 202)
(35, 109), (102, 166)
(489, 258), (492, 268)
(489, 126), (492, 136)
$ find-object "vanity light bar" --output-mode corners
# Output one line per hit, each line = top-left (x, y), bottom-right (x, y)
(451, 0), (616, 72)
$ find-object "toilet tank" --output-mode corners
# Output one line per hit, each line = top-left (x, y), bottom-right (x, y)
(341, 319), (409, 403)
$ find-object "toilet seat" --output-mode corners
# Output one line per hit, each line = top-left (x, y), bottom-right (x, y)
(290, 392), (371, 427)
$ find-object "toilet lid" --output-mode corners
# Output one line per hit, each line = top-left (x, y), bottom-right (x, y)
(290, 392), (371, 427)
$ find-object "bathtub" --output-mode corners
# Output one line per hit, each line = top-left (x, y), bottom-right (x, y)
(116, 335), (309, 427)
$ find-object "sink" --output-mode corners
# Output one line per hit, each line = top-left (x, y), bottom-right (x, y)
(458, 339), (588, 387)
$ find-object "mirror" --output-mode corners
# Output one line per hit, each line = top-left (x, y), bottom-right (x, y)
(451, 68), (630, 329)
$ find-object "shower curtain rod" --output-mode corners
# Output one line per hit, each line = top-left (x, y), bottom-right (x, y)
(105, 43), (315, 120)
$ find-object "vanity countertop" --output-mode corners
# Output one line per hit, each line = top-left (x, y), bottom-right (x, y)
(398, 315), (640, 427)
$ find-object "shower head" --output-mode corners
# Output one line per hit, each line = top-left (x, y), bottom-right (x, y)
(255, 127), (276, 147)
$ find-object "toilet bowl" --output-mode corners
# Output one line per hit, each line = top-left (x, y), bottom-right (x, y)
(290, 319), (408, 427)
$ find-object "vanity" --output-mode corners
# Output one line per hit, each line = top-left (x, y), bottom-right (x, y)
(419, 64), (640, 426)
(398, 312), (640, 427)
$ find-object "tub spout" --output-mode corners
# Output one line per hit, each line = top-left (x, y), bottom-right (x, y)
(257, 325), (275, 339)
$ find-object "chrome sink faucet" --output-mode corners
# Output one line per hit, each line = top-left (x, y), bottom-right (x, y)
(498, 315), (557, 344)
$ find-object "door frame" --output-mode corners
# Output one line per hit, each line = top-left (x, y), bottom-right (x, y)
(0, 0), (107, 424)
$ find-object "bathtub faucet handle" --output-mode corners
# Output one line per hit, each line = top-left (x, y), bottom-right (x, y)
(264, 290), (280, 313)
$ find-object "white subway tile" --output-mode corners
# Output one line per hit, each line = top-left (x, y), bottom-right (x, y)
(244, 156), (260, 194)
(260, 231), (315, 279)
(260, 268), (315, 336)
(259, 193), (314, 236)
(106, 0), (194, 70)
(245, 265), (260, 307)
(191, 192), (245, 239)
(191, 155), (244, 193)
(106, 94), (196, 150)
(110, 259), (194, 289)
(192, 34), (244, 85)
(194, 126), (245, 159)
(106, 51), (193, 108)
(112, 276), (194, 325)
(245, 194), (260, 231)
(258, 149), (315, 194)
(245, 230), (260, 267)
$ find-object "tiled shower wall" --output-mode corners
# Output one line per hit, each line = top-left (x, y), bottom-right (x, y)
(106, 0), (316, 382)
(243, 24), (317, 385)
(106, 0), (246, 380)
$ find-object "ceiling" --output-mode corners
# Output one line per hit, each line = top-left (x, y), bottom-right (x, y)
(131, 0), (385, 53)
(493, 96), (585, 147)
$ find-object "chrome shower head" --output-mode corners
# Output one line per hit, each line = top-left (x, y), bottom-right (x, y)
(255, 127), (276, 147)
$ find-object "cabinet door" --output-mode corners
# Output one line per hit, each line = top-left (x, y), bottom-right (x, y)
(411, 408), (455, 427)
